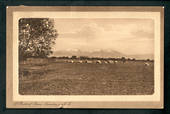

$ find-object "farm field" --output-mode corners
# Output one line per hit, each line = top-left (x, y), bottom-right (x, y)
(19, 59), (154, 95)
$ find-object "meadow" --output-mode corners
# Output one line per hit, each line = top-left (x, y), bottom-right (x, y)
(19, 58), (154, 95)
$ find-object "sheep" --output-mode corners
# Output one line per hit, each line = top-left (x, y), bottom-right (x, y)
(144, 62), (150, 66)
(114, 60), (118, 64)
(67, 60), (74, 63)
(78, 60), (83, 63)
(108, 60), (114, 64)
(86, 60), (93, 63)
(96, 60), (102, 64)
(104, 61), (108, 64)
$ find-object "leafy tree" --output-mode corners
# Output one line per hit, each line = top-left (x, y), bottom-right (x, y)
(19, 18), (58, 60)
(71, 55), (77, 59)
(147, 59), (150, 61)
(121, 57), (126, 62)
(132, 58), (136, 61)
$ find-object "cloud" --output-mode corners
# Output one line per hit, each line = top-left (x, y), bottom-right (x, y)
(53, 18), (154, 55)
(58, 23), (105, 41)
(131, 29), (154, 39)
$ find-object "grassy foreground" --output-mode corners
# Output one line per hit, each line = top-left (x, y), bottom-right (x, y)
(19, 59), (154, 95)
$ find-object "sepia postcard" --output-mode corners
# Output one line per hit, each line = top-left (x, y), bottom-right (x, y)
(6, 6), (164, 108)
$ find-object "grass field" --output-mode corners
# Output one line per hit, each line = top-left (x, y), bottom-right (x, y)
(19, 59), (154, 95)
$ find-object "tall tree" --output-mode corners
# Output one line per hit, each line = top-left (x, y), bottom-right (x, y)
(19, 18), (58, 60)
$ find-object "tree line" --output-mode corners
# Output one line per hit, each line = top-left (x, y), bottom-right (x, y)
(50, 56), (153, 62)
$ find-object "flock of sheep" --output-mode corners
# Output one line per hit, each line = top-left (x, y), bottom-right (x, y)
(64, 59), (151, 66)
(24, 58), (152, 67)
(66, 59), (118, 64)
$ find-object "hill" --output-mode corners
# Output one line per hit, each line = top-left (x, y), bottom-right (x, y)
(51, 49), (154, 60)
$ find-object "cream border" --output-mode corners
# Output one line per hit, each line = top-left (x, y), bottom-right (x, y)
(6, 6), (164, 109)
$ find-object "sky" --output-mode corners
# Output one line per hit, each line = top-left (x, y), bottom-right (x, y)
(53, 18), (154, 55)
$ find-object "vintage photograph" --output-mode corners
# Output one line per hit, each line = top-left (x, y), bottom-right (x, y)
(6, 6), (164, 108)
(19, 18), (154, 95)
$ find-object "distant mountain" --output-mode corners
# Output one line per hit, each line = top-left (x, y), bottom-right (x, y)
(52, 49), (124, 58)
(51, 49), (154, 60)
